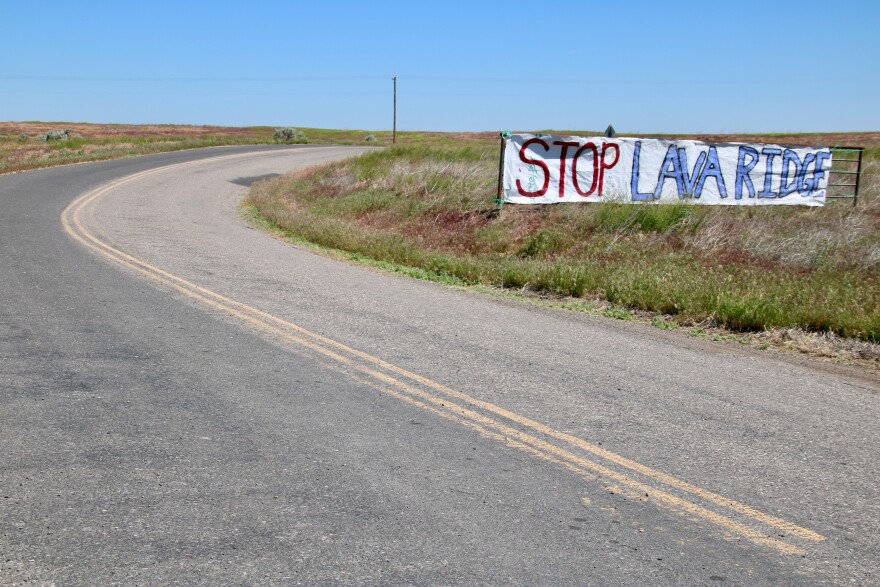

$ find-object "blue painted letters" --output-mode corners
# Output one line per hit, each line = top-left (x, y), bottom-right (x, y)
(811, 151), (831, 196)
(758, 147), (782, 198)
(695, 146), (728, 198)
(630, 141), (655, 201)
(654, 145), (684, 199)
(678, 148), (707, 197)
(779, 149), (804, 198)
(735, 146), (760, 200)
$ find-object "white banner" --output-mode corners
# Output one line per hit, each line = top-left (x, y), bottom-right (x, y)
(502, 134), (831, 206)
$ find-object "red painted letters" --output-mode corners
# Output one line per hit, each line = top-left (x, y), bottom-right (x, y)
(518, 139), (621, 199)
(552, 141), (579, 198)
(516, 138), (551, 197)
(572, 142), (599, 196)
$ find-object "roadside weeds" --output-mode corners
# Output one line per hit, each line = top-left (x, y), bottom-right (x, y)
(239, 202), (880, 376)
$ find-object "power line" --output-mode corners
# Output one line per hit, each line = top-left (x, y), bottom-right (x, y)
(401, 75), (832, 85)
(1, 89), (387, 97)
(0, 75), (388, 82)
(392, 76), (397, 144)
(0, 74), (833, 85)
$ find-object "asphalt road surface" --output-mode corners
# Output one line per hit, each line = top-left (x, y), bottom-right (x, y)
(2, 145), (878, 586)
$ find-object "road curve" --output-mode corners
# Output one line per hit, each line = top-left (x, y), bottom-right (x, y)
(2, 145), (878, 585)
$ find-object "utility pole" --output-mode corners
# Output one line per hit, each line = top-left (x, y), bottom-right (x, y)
(392, 76), (397, 144)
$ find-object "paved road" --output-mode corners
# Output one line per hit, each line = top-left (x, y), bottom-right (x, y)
(2, 145), (878, 586)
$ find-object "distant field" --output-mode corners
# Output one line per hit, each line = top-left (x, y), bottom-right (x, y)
(3, 121), (879, 175)
(245, 138), (880, 362)
(0, 121), (503, 175)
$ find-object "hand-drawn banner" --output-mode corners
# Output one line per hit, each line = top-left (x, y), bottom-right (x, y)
(502, 134), (831, 206)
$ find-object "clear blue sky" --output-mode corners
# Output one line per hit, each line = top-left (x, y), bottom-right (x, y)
(2, 0), (877, 133)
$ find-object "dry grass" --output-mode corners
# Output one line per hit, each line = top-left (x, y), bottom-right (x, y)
(681, 158), (880, 270)
(752, 327), (880, 362)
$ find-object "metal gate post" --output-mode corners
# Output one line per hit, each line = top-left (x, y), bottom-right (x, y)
(495, 131), (510, 206)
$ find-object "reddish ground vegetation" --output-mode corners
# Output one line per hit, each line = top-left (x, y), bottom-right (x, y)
(0, 121), (264, 138)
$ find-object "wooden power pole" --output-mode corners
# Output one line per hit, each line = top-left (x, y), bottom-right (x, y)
(392, 76), (397, 144)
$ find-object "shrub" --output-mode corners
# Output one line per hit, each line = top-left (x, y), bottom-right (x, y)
(35, 129), (73, 141)
(274, 127), (308, 144)
(365, 134), (376, 143)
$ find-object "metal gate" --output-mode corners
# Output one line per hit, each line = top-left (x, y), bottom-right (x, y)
(828, 147), (864, 204)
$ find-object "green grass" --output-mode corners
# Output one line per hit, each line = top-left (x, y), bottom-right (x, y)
(245, 144), (880, 342)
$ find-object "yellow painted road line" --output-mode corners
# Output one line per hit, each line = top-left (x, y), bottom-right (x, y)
(61, 151), (825, 555)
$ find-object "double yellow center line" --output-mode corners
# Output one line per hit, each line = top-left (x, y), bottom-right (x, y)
(61, 151), (824, 556)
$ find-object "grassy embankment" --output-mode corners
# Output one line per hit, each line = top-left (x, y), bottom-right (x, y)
(245, 135), (880, 357)
(0, 121), (473, 175)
